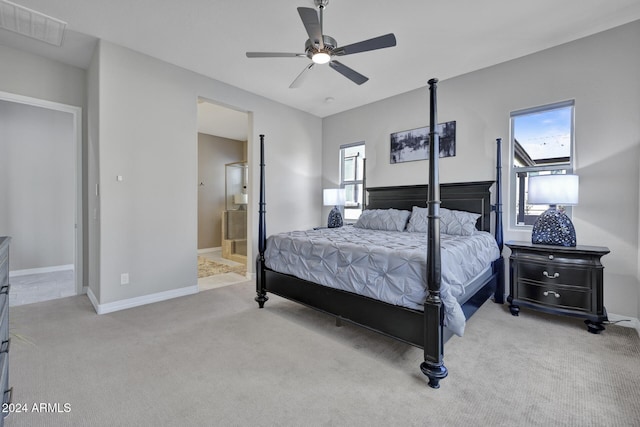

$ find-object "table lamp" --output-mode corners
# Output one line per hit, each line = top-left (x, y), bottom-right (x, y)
(323, 189), (346, 228)
(528, 174), (579, 247)
(233, 192), (248, 209)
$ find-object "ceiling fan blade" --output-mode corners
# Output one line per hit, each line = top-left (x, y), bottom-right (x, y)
(329, 61), (369, 85)
(289, 63), (315, 88)
(246, 52), (307, 58)
(334, 33), (397, 56)
(297, 7), (324, 49)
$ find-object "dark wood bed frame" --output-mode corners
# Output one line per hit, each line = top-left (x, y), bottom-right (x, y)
(255, 79), (504, 388)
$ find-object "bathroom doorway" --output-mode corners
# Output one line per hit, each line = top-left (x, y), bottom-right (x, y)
(196, 99), (250, 290)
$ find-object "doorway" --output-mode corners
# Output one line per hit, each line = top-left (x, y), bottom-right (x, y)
(0, 91), (83, 305)
(196, 99), (250, 290)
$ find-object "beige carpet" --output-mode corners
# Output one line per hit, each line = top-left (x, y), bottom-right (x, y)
(7, 281), (640, 426)
(197, 256), (245, 278)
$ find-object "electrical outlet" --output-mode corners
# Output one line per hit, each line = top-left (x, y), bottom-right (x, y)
(120, 273), (129, 285)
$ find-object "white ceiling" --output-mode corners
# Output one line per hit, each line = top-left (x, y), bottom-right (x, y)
(3, 0), (640, 120)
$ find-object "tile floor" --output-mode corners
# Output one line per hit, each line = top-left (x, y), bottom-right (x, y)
(197, 249), (250, 291)
(9, 250), (250, 307)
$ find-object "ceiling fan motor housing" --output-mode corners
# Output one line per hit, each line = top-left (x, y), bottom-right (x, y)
(246, 0), (396, 87)
(305, 35), (337, 58)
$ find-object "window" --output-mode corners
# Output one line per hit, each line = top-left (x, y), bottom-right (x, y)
(340, 143), (365, 221)
(510, 101), (574, 227)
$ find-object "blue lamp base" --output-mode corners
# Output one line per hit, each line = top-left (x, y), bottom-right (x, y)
(327, 206), (343, 228)
(531, 207), (576, 247)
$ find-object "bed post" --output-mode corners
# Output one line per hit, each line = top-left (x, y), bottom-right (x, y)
(362, 158), (367, 211)
(493, 138), (505, 304)
(420, 78), (448, 389)
(255, 134), (269, 308)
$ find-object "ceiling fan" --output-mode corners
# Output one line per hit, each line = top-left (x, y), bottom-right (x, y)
(246, 0), (397, 88)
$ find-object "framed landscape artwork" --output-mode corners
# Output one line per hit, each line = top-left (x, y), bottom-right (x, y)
(390, 121), (456, 164)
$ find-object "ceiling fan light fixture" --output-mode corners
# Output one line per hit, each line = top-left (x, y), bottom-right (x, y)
(246, 3), (396, 87)
(312, 51), (331, 64)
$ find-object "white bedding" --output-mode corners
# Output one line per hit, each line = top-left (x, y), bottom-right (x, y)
(264, 226), (500, 336)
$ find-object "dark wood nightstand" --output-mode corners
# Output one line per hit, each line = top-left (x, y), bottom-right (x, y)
(506, 241), (610, 333)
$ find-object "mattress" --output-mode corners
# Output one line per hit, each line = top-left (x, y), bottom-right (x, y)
(264, 226), (500, 336)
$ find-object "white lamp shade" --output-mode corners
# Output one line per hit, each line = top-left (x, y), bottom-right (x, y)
(528, 174), (579, 205)
(323, 188), (346, 206)
(233, 193), (248, 205)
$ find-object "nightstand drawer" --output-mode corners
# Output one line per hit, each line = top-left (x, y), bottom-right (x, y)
(507, 241), (609, 332)
(516, 281), (591, 312)
(518, 262), (590, 287)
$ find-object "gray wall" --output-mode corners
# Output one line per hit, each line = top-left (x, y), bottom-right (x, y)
(198, 133), (245, 249)
(0, 43), (88, 284)
(0, 39), (322, 308)
(87, 42), (101, 300)
(0, 45), (86, 108)
(323, 20), (640, 318)
(90, 40), (322, 305)
(0, 101), (75, 270)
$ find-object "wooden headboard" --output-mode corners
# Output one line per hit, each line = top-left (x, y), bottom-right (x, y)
(365, 181), (494, 233)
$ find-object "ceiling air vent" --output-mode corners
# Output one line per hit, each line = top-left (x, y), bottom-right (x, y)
(0, 1), (66, 46)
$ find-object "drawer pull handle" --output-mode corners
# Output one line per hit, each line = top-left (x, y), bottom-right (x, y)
(543, 271), (559, 279)
(543, 290), (560, 298)
(4, 387), (13, 405)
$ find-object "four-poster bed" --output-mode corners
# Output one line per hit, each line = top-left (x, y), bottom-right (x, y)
(255, 79), (504, 388)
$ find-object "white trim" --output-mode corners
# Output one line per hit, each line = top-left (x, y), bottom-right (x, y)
(197, 247), (221, 254)
(88, 285), (199, 315)
(608, 313), (640, 336)
(10, 264), (74, 277)
(87, 288), (99, 312)
(0, 91), (78, 114)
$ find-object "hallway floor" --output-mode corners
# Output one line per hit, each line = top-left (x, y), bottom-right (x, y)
(9, 269), (75, 307)
(8, 250), (250, 307)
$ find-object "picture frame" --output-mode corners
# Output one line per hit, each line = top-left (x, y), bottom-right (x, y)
(390, 121), (456, 164)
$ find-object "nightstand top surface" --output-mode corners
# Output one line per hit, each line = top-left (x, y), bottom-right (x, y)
(506, 240), (610, 255)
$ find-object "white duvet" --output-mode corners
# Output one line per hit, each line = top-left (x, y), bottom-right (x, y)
(264, 226), (500, 336)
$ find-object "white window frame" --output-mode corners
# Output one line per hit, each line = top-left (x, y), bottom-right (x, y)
(510, 100), (575, 229)
(339, 142), (365, 221)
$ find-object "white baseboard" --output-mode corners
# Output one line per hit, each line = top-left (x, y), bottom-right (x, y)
(87, 285), (199, 315)
(197, 247), (221, 254)
(10, 264), (74, 277)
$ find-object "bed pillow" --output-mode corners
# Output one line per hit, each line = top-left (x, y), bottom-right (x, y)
(440, 208), (481, 236)
(406, 206), (429, 232)
(354, 209), (411, 232)
(406, 206), (480, 235)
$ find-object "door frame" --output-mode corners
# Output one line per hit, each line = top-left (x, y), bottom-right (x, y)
(0, 90), (84, 295)
(196, 98), (252, 273)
